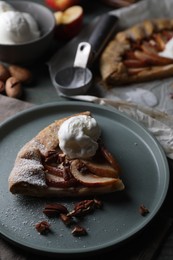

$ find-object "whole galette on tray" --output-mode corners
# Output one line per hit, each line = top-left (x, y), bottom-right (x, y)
(100, 19), (173, 87)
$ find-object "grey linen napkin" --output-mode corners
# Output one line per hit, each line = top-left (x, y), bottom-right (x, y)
(0, 94), (33, 122)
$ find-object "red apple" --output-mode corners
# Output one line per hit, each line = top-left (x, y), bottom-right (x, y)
(45, 0), (80, 11)
(54, 5), (83, 40)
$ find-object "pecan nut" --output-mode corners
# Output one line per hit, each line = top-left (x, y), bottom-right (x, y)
(35, 220), (50, 235)
(67, 199), (102, 217)
(59, 213), (73, 226)
(139, 204), (149, 216)
(43, 203), (68, 217)
(71, 225), (87, 236)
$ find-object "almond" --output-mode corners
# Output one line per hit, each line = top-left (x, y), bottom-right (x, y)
(0, 80), (5, 93)
(5, 77), (22, 98)
(0, 64), (10, 82)
(8, 65), (32, 84)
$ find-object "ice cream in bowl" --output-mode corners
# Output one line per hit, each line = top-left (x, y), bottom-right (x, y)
(0, 1), (55, 64)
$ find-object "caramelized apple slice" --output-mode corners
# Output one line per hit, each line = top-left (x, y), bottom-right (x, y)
(152, 33), (166, 51)
(162, 30), (173, 41)
(141, 41), (158, 55)
(124, 50), (137, 59)
(45, 172), (78, 188)
(127, 68), (146, 75)
(70, 160), (124, 189)
(134, 50), (173, 65)
(123, 59), (148, 68)
(99, 143), (121, 173)
(81, 160), (119, 178)
(44, 164), (64, 177)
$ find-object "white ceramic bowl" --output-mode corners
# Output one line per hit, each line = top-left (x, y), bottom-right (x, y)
(0, 1), (55, 65)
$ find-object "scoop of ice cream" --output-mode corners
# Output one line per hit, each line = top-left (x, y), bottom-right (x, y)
(0, 1), (14, 14)
(58, 115), (101, 159)
(0, 10), (40, 44)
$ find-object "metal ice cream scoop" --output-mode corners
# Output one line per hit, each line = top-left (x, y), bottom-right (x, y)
(54, 14), (118, 96)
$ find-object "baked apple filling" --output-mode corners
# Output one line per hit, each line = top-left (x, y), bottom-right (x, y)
(100, 19), (173, 86)
(123, 29), (173, 76)
(43, 142), (122, 189)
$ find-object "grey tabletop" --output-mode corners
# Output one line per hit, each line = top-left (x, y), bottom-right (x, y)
(1, 1), (173, 260)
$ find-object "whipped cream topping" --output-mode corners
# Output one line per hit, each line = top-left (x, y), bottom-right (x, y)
(58, 115), (101, 159)
(159, 37), (173, 59)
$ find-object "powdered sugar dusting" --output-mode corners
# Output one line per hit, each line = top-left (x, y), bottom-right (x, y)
(9, 158), (46, 187)
(34, 139), (48, 154)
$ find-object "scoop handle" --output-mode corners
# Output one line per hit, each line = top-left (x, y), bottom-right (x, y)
(88, 14), (118, 63)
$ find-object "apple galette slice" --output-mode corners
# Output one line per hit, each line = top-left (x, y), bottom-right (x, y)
(100, 19), (173, 87)
(8, 111), (124, 197)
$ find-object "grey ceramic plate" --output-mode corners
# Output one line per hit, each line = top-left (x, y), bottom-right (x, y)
(0, 101), (169, 257)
